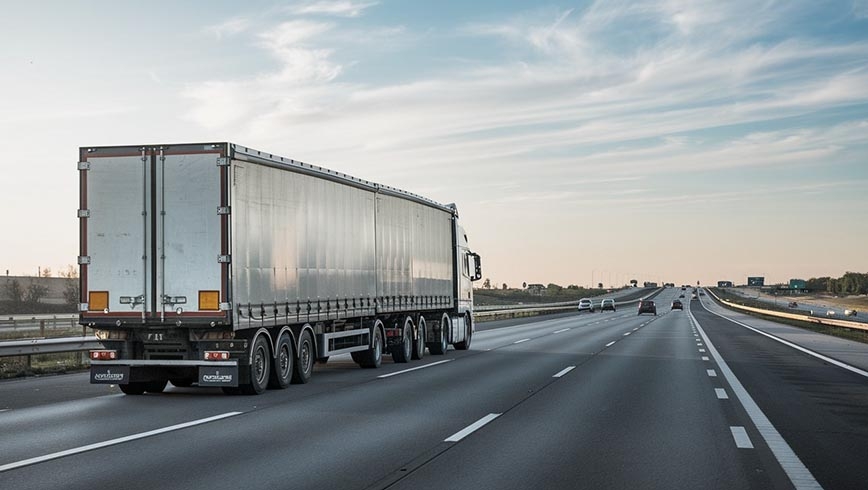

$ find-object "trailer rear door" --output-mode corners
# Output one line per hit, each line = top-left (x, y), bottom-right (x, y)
(80, 144), (228, 324)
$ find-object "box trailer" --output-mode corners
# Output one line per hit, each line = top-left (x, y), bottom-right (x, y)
(79, 143), (482, 395)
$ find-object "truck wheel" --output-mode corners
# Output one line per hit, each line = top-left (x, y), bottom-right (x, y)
(357, 323), (383, 368)
(170, 378), (194, 388)
(145, 379), (168, 393)
(454, 315), (472, 350)
(429, 313), (449, 355)
(268, 332), (293, 389)
(119, 382), (146, 395)
(391, 318), (413, 363)
(412, 317), (426, 360)
(291, 330), (314, 384)
(241, 335), (271, 395)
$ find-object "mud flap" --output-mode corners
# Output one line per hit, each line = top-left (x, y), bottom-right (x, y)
(91, 365), (130, 384)
(199, 365), (239, 387)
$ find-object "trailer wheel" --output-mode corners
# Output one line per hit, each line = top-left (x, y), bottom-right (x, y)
(412, 317), (426, 360)
(145, 379), (168, 393)
(454, 314), (472, 350)
(119, 382), (146, 395)
(429, 313), (450, 355)
(268, 332), (293, 389)
(391, 317), (413, 363)
(241, 335), (271, 395)
(356, 322), (383, 368)
(291, 330), (314, 384)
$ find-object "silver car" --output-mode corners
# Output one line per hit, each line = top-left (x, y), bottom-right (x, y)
(600, 299), (616, 312)
(578, 298), (595, 312)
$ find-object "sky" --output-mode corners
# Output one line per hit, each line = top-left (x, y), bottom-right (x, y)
(1, 0), (867, 288)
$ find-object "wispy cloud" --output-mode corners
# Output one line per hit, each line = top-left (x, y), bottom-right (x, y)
(205, 17), (250, 39)
(285, 1), (379, 18)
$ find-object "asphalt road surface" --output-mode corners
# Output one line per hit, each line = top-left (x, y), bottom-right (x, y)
(1, 289), (866, 489)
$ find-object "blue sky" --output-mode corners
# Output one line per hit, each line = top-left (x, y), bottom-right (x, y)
(1, 0), (867, 287)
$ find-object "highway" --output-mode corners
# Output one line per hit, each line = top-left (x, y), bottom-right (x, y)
(1, 289), (867, 489)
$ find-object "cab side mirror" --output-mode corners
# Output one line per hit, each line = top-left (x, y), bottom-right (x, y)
(470, 252), (482, 281)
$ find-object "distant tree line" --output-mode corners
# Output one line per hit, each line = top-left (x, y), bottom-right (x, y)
(805, 272), (868, 295)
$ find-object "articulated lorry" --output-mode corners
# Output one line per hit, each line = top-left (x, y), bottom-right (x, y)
(79, 143), (482, 395)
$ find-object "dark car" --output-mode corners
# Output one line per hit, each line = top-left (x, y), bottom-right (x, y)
(638, 300), (657, 316)
(671, 299), (683, 310)
(788, 301), (798, 308)
(679, 294), (685, 298)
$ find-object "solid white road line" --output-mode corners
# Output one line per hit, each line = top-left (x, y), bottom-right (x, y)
(378, 359), (453, 378)
(702, 300), (868, 380)
(605, 341), (616, 347)
(0, 412), (243, 473)
(513, 338), (531, 344)
(716, 388), (729, 399)
(731, 426), (754, 449)
(707, 369), (717, 377)
(553, 328), (570, 334)
(445, 413), (501, 442)
(553, 366), (576, 378)
(689, 308), (822, 490)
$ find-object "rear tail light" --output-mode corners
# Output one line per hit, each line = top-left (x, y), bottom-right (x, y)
(204, 351), (230, 361)
(89, 350), (118, 361)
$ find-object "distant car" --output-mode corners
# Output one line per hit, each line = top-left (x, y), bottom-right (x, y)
(681, 287), (686, 291)
(699, 291), (705, 296)
(679, 294), (685, 298)
(844, 309), (858, 317)
(578, 298), (595, 313)
(788, 301), (798, 308)
(826, 310), (837, 317)
(638, 300), (657, 316)
(671, 299), (683, 310)
(600, 299), (616, 312)
(691, 293), (698, 300)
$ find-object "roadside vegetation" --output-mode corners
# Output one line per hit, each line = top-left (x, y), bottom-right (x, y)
(473, 283), (624, 306)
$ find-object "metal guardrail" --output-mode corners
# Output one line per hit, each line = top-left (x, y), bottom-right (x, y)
(475, 292), (660, 321)
(705, 288), (868, 332)
(0, 336), (102, 357)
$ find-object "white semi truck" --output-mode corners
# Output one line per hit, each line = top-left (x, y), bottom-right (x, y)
(79, 143), (482, 395)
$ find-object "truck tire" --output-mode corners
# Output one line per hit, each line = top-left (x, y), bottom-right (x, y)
(241, 335), (271, 395)
(145, 379), (168, 393)
(268, 332), (293, 389)
(454, 314), (472, 350)
(412, 317), (426, 360)
(119, 382), (147, 395)
(357, 323), (383, 368)
(170, 378), (194, 388)
(391, 318), (413, 363)
(291, 330), (314, 384)
(429, 313), (450, 355)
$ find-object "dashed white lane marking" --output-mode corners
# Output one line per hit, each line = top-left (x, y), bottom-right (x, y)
(699, 349), (706, 353)
(690, 307), (821, 489)
(605, 341), (617, 347)
(0, 409), (9, 413)
(378, 359), (454, 378)
(445, 413), (501, 442)
(716, 388), (729, 399)
(730, 426), (754, 449)
(553, 328), (570, 334)
(702, 356), (710, 361)
(633, 327), (639, 331)
(0, 412), (243, 473)
(623, 332), (631, 336)
(707, 369), (717, 377)
(513, 338), (531, 344)
(553, 366), (576, 378)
